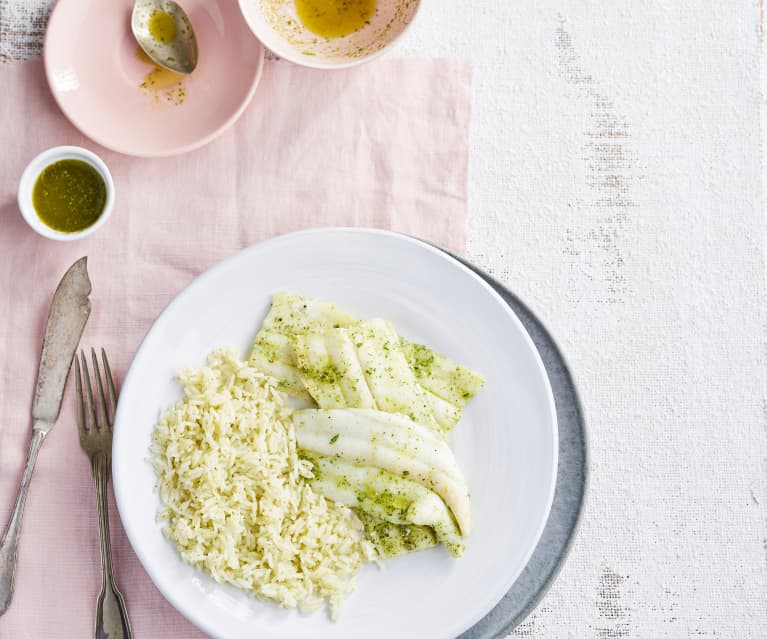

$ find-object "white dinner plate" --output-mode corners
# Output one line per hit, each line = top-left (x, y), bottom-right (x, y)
(112, 228), (558, 639)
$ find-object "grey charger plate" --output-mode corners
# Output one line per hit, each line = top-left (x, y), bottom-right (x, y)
(435, 249), (588, 638)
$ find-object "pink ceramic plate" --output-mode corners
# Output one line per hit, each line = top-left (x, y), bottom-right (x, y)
(45, 0), (265, 157)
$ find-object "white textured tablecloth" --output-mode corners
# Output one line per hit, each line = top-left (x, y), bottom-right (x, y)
(2, 1), (766, 637)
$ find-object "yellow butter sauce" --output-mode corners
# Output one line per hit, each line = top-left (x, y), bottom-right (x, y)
(135, 48), (186, 106)
(295, 0), (376, 38)
(148, 10), (177, 43)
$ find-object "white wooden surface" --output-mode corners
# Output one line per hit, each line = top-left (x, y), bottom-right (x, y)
(1, 1), (766, 636)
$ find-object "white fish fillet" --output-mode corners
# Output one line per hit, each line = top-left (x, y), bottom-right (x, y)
(423, 390), (462, 430)
(348, 320), (437, 429)
(400, 338), (486, 408)
(304, 454), (464, 556)
(293, 409), (472, 536)
(262, 292), (356, 334)
(248, 328), (310, 401)
(294, 329), (376, 409)
(250, 294), (484, 434)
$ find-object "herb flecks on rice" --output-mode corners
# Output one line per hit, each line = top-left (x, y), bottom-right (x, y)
(151, 348), (376, 619)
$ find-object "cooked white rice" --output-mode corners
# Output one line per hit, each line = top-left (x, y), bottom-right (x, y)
(151, 348), (376, 619)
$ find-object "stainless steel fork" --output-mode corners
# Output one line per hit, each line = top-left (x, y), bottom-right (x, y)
(75, 349), (133, 639)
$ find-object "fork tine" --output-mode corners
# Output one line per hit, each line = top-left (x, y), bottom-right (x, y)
(101, 349), (117, 426)
(74, 353), (85, 436)
(91, 348), (108, 432)
(80, 351), (97, 432)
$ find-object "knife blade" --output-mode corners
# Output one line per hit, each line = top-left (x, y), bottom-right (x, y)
(0, 257), (91, 615)
(32, 256), (92, 429)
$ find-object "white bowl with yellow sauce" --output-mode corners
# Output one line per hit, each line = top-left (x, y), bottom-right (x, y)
(238, 0), (421, 69)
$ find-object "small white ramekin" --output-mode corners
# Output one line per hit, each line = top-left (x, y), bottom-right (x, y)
(18, 145), (115, 241)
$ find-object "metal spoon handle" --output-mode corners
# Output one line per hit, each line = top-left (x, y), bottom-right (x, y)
(0, 428), (47, 615)
(92, 454), (132, 639)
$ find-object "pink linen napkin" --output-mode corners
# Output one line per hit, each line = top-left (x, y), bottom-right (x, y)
(0, 58), (472, 637)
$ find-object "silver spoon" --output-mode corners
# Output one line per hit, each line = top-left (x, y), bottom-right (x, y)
(131, 0), (198, 74)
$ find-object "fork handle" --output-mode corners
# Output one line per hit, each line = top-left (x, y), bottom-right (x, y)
(0, 428), (47, 616)
(92, 453), (132, 639)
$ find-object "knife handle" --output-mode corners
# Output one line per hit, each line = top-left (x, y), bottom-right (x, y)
(0, 428), (47, 616)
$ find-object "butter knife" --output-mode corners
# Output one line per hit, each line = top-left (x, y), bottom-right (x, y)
(0, 257), (91, 615)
